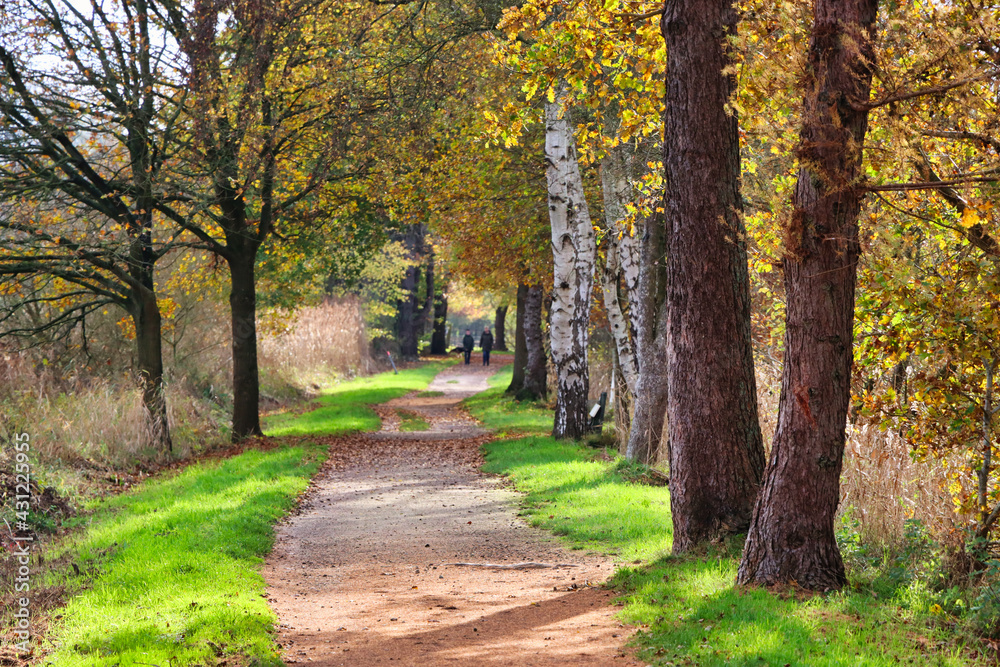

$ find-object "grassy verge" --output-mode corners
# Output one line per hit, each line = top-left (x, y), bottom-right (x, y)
(263, 360), (452, 437)
(41, 362), (448, 665)
(466, 367), (982, 666)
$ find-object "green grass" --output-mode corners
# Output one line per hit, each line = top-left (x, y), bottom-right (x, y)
(264, 360), (452, 437)
(43, 361), (450, 665)
(465, 381), (982, 666)
(398, 409), (430, 432)
(43, 444), (324, 666)
(416, 390), (445, 398)
(463, 366), (552, 436)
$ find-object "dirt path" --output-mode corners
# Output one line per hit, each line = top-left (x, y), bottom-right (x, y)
(264, 361), (642, 666)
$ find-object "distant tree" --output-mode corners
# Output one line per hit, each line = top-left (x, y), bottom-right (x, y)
(430, 268), (450, 355)
(394, 224), (433, 358)
(493, 304), (508, 351)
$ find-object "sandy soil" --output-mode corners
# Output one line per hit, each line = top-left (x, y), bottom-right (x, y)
(264, 361), (643, 666)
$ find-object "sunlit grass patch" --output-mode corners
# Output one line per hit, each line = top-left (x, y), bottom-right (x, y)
(264, 361), (452, 437)
(463, 366), (551, 436)
(43, 443), (323, 666)
(398, 409), (430, 431)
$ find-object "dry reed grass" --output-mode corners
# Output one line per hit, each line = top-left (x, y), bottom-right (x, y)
(0, 349), (222, 466)
(258, 297), (372, 395)
(841, 422), (962, 548)
(0, 297), (371, 470)
(754, 357), (964, 550)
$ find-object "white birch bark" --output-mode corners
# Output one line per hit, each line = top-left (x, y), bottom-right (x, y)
(600, 142), (641, 396)
(546, 89), (596, 439)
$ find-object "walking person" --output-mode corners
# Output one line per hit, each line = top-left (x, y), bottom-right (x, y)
(462, 328), (475, 365)
(480, 326), (494, 366)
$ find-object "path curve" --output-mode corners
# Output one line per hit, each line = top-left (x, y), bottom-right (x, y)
(264, 362), (642, 666)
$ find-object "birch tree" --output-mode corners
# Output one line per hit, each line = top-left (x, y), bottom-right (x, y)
(599, 143), (641, 400)
(546, 90), (596, 439)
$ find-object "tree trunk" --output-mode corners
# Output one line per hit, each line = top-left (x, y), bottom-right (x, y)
(507, 283), (528, 395)
(546, 90), (596, 439)
(522, 284), (548, 400)
(600, 142), (641, 397)
(396, 224), (423, 358)
(132, 284), (172, 452)
(661, 0), (765, 551)
(494, 305), (509, 351)
(738, 0), (878, 591)
(417, 248), (434, 341)
(229, 253), (263, 439)
(626, 213), (668, 464)
(430, 271), (448, 355)
(397, 224), (431, 359)
(397, 262), (419, 357)
(976, 355), (1000, 539)
(127, 5), (172, 452)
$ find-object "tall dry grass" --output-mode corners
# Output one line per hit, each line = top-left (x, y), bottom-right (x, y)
(754, 357), (964, 550)
(258, 297), (372, 397)
(0, 349), (220, 467)
(0, 296), (372, 472)
(841, 422), (961, 548)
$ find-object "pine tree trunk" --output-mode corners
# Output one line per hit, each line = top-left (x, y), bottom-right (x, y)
(229, 253), (263, 440)
(494, 305), (508, 351)
(546, 90), (596, 439)
(738, 0), (878, 591)
(522, 284), (548, 400)
(507, 283), (528, 395)
(661, 0), (765, 550)
(626, 213), (668, 465)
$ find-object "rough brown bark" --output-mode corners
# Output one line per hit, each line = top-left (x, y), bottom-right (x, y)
(133, 283), (172, 452)
(494, 305), (508, 351)
(661, 0), (765, 551)
(626, 213), (668, 465)
(522, 284), (548, 401)
(738, 0), (878, 591)
(507, 283), (528, 395)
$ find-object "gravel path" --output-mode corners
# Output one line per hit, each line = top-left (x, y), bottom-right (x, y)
(263, 362), (642, 666)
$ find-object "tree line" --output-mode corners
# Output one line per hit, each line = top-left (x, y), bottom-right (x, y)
(2, 0), (1000, 592)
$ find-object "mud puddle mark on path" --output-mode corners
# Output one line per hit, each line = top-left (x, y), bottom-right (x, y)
(264, 362), (643, 666)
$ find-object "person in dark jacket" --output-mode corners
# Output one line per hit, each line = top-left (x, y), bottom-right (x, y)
(480, 326), (494, 366)
(462, 329), (475, 365)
